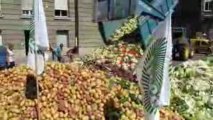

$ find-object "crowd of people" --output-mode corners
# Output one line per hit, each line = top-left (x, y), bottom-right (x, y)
(50, 43), (78, 63)
(0, 43), (78, 70)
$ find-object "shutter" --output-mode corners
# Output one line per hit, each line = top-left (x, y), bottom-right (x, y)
(22, 0), (33, 10)
(55, 0), (68, 10)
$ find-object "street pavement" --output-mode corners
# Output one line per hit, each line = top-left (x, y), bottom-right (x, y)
(14, 47), (97, 65)
(172, 54), (207, 66)
(14, 48), (208, 67)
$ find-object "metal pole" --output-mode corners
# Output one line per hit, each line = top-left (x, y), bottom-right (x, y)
(34, 45), (41, 120)
(34, 0), (40, 119)
(74, 0), (79, 54)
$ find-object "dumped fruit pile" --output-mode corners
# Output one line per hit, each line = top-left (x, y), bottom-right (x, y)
(79, 42), (143, 82)
(110, 17), (138, 41)
(0, 62), (183, 120)
(82, 42), (143, 71)
(0, 66), (36, 119)
(79, 40), (213, 120)
(170, 58), (213, 120)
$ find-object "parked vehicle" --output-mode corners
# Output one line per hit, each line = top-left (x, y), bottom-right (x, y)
(172, 27), (194, 61)
(191, 38), (213, 55)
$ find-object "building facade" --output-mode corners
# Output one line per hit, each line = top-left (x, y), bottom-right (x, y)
(201, 0), (213, 39)
(173, 0), (213, 40)
(0, 0), (103, 55)
(172, 0), (202, 38)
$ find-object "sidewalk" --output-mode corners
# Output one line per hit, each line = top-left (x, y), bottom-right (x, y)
(14, 47), (97, 65)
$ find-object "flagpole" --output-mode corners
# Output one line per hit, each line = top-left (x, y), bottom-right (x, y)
(34, 0), (41, 119)
(28, 0), (49, 119)
(34, 40), (41, 120)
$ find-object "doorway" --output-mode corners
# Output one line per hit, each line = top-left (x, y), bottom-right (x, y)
(24, 30), (30, 56)
(56, 30), (69, 47)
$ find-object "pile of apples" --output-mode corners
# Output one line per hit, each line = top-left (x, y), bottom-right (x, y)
(80, 42), (143, 82)
(83, 42), (143, 71)
(110, 17), (138, 41)
(0, 62), (183, 120)
(0, 66), (37, 119)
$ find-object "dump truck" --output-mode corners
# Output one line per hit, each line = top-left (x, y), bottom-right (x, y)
(172, 27), (194, 61)
(93, 0), (178, 50)
(191, 37), (213, 55)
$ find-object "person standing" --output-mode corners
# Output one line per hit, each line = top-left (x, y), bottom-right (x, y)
(49, 44), (55, 61)
(7, 44), (15, 68)
(0, 45), (7, 70)
(54, 43), (64, 62)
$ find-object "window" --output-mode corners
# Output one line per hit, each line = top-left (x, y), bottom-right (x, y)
(22, 10), (33, 16)
(55, 0), (68, 17)
(22, 0), (33, 17)
(94, 0), (136, 22)
(204, 0), (213, 11)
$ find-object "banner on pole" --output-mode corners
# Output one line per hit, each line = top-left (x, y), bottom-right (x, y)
(136, 12), (172, 120)
(27, 0), (49, 75)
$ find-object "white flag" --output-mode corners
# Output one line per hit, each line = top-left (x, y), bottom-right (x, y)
(152, 12), (172, 106)
(34, 0), (49, 48)
(136, 11), (173, 120)
(27, 0), (49, 75)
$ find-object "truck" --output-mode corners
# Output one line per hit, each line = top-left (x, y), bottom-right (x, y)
(93, 0), (178, 50)
(191, 37), (213, 55)
(172, 27), (194, 61)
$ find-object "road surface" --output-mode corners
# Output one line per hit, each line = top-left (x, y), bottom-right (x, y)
(172, 54), (207, 66)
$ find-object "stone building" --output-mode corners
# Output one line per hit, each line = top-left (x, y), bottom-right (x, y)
(173, 0), (213, 40)
(201, 0), (213, 39)
(172, 0), (202, 38)
(0, 0), (103, 56)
